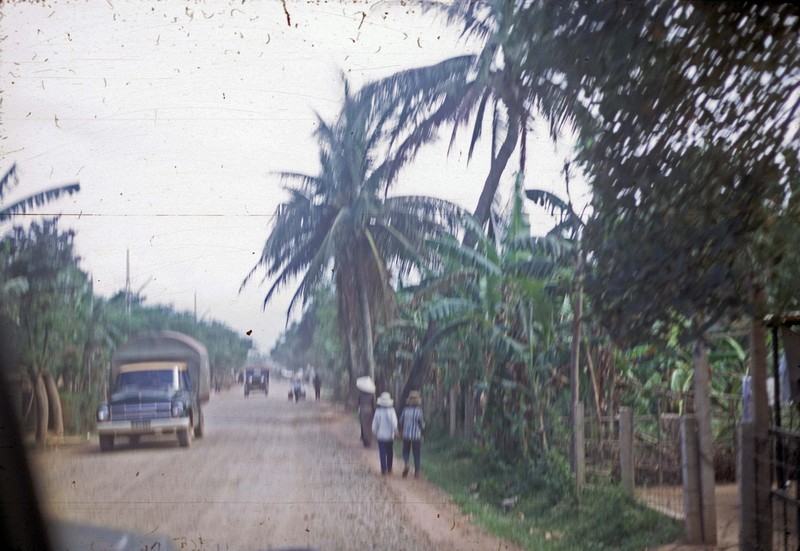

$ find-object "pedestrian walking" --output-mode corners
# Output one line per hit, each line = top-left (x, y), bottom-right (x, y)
(399, 390), (425, 478)
(356, 376), (376, 447)
(371, 391), (398, 475)
(313, 373), (321, 401)
(292, 376), (303, 402)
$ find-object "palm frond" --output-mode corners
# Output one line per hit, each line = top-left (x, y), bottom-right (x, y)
(507, 258), (558, 280)
(427, 233), (501, 277)
(0, 183), (81, 222)
(406, 268), (480, 301)
(0, 163), (19, 199)
(418, 317), (474, 355)
(525, 187), (584, 235)
(507, 234), (572, 259)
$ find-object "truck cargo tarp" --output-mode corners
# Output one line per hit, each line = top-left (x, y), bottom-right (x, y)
(111, 331), (211, 402)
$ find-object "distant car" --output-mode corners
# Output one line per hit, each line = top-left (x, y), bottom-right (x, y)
(244, 367), (269, 397)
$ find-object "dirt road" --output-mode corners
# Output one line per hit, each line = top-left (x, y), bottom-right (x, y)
(31, 379), (521, 551)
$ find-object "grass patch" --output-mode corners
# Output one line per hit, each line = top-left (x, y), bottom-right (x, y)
(421, 431), (683, 550)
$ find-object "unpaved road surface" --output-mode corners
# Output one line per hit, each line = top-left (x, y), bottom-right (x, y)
(31, 379), (522, 551)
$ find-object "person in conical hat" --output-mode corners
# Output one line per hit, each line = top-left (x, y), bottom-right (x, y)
(371, 392), (398, 475)
(357, 378), (376, 448)
(399, 390), (425, 478)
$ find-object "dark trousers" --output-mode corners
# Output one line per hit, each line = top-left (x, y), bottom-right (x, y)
(402, 439), (421, 472)
(377, 440), (394, 473)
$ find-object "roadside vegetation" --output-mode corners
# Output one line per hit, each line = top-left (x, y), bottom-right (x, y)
(0, 197), (252, 444)
(423, 431), (683, 551)
(2, 1), (799, 548)
(262, 1), (799, 548)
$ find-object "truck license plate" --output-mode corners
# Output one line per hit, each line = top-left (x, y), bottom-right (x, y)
(131, 420), (150, 430)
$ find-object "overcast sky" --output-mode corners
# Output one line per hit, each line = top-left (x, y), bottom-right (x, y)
(1, 0), (584, 354)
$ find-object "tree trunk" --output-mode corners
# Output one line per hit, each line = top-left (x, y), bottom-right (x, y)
(584, 345), (603, 430)
(42, 370), (64, 437)
(464, 382), (474, 443)
(570, 266), (583, 481)
(749, 282), (769, 437)
(468, 111), (520, 239)
(449, 387), (457, 437)
(692, 339), (718, 544)
(748, 280), (772, 549)
(399, 105), (518, 412)
(358, 278), (376, 381)
(345, 326), (359, 407)
(33, 373), (48, 448)
(399, 322), (436, 411)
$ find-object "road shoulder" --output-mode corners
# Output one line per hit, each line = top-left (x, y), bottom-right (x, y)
(322, 401), (525, 551)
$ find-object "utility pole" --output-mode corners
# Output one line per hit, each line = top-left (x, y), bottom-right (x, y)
(125, 248), (131, 316)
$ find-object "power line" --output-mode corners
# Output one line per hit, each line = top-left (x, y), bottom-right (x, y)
(5, 212), (277, 218)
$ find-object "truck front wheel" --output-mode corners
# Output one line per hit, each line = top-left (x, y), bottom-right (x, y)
(99, 435), (114, 452)
(178, 428), (192, 448)
(194, 406), (204, 438)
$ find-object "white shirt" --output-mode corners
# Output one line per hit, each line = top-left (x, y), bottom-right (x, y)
(371, 406), (398, 441)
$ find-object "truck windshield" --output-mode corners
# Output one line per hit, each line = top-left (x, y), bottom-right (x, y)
(180, 370), (192, 391)
(116, 370), (176, 392)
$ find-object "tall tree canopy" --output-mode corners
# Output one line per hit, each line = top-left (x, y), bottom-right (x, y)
(244, 79), (463, 387)
(513, 1), (800, 343)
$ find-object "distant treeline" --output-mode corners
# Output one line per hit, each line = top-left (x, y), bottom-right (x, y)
(0, 217), (252, 442)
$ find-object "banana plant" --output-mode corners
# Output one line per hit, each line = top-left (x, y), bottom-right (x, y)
(395, 176), (571, 459)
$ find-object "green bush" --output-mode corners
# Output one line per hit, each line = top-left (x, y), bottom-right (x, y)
(59, 390), (101, 436)
(424, 433), (682, 550)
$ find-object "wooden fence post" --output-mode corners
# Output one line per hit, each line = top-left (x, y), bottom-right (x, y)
(464, 383), (474, 443)
(449, 387), (457, 437)
(575, 401), (585, 490)
(739, 421), (772, 550)
(681, 414), (703, 544)
(739, 422), (757, 549)
(619, 407), (634, 497)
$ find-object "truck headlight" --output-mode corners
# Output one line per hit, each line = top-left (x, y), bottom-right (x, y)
(97, 404), (109, 422)
(171, 401), (185, 417)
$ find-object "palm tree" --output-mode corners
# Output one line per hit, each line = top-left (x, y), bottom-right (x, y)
(367, 1), (536, 230)
(0, 164), (79, 446)
(243, 79), (463, 393)
(1, 163), (80, 223)
(361, 1), (545, 405)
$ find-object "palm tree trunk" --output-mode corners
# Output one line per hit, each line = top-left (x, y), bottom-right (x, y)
(42, 370), (64, 437)
(468, 111), (520, 237)
(399, 321), (436, 411)
(33, 372), (48, 448)
(358, 275), (376, 381)
(748, 280), (772, 547)
(584, 345), (603, 430)
(570, 264), (583, 480)
(400, 112), (520, 401)
(345, 326), (359, 406)
(692, 338), (718, 544)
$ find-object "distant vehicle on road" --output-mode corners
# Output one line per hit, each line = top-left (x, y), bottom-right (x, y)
(96, 331), (210, 451)
(244, 366), (269, 397)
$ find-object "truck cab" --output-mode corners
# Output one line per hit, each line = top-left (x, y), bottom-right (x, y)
(96, 332), (210, 451)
